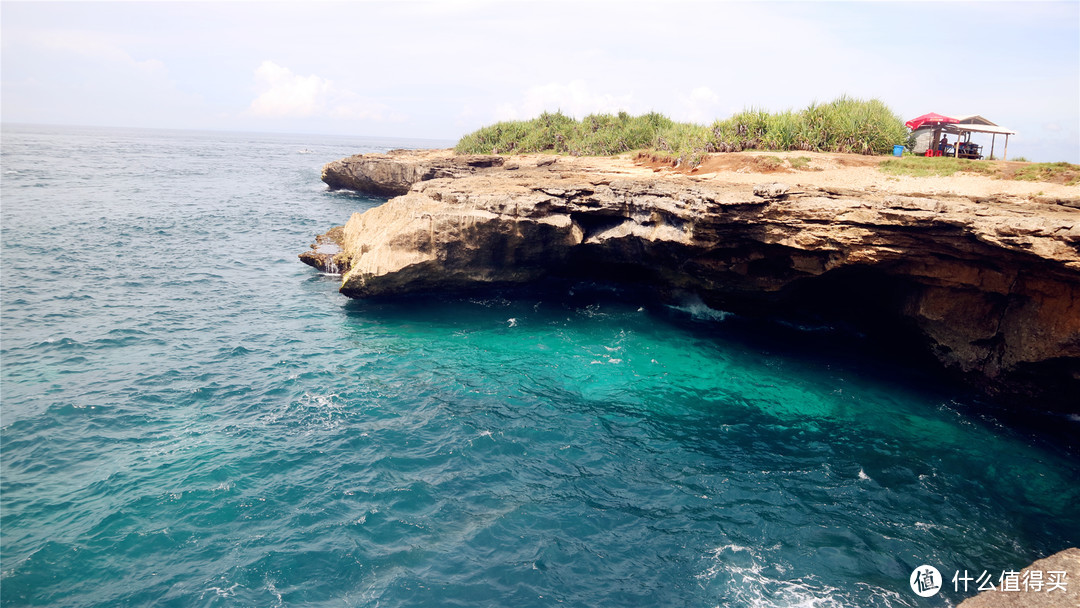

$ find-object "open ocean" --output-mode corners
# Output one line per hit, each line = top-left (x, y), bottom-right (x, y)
(2, 124), (1078, 607)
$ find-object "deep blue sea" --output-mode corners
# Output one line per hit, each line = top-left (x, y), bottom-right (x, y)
(2, 124), (1078, 608)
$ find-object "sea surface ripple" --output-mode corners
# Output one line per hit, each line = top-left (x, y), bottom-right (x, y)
(2, 125), (1078, 608)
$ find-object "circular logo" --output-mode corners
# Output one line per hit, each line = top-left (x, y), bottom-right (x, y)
(910, 565), (942, 597)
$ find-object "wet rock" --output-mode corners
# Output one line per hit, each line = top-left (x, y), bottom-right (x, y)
(298, 225), (348, 274)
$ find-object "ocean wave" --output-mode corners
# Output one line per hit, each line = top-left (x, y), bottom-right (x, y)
(697, 543), (909, 607)
(2, 125), (1073, 608)
(666, 293), (732, 321)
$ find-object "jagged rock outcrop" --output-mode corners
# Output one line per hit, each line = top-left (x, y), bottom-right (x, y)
(957, 547), (1079, 607)
(304, 151), (1080, 409)
(298, 226), (347, 274)
(321, 149), (506, 196)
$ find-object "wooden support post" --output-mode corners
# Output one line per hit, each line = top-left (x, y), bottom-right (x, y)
(1004, 134), (1009, 161)
(990, 134), (996, 160)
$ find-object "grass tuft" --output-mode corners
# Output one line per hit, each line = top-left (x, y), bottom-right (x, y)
(879, 157), (996, 178)
(1012, 162), (1080, 185)
(789, 156), (813, 170)
(877, 157), (1079, 185)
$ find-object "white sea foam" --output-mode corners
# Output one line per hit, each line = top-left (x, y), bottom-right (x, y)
(265, 579), (284, 606)
(695, 543), (911, 608)
(667, 293), (731, 321)
(261, 391), (345, 430)
(707, 543), (755, 557)
(202, 582), (240, 599)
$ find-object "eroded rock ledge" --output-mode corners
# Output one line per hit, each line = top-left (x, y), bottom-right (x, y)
(304, 150), (1080, 409)
(322, 149), (505, 196)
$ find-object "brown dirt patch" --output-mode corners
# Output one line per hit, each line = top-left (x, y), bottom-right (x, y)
(633, 151), (1079, 188)
(633, 152), (677, 172)
(634, 151), (885, 176)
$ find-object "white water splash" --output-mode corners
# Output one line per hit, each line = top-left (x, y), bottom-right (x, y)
(695, 543), (909, 608)
(202, 582), (240, 599)
(667, 293), (731, 321)
(324, 256), (340, 275)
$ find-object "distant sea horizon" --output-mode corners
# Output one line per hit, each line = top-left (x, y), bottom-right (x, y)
(1, 121), (459, 150)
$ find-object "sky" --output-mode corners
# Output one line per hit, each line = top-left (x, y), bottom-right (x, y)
(2, 1), (1078, 162)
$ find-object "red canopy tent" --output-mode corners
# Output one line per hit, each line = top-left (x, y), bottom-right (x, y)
(905, 112), (958, 130)
(906, 112), (1016, 159)
(906, 113), (962, 157)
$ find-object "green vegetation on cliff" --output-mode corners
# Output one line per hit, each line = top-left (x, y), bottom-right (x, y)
(880, 156), (1080, 185)
(879, 156), (998, 178)
(455, 97), (907, 165)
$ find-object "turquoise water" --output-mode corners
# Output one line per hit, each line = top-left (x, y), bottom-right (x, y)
(2, 125), (1078, 607)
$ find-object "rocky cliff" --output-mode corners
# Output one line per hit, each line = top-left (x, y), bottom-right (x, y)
(322, 149), (505, 196)
(303, 149), (1080, 409)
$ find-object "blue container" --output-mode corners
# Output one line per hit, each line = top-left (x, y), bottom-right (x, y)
(893, 145), (904, 157)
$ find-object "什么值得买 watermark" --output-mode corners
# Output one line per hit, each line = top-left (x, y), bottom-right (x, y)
(909, 565), (1068, 597)
(951, 568), (1068, 593)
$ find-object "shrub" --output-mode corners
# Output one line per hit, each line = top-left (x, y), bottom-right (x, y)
(455, 97), (908, 165)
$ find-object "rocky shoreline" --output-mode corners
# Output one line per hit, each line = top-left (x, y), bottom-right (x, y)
(304, 149), (1080, 411)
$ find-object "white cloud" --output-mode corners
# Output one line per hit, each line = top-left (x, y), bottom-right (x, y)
(26, 29), (165, 74)
(675, 86), (722, 123)
(494, 80), (636, 121)
(248, 61), (330, 117)
(247, 61), (398, 121)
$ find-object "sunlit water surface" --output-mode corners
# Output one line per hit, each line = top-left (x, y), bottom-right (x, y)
(2, 125), (1078, 607)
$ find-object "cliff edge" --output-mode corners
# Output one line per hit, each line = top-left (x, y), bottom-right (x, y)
(957, 547), (1079, 608)
(306, 149), (1080, 409)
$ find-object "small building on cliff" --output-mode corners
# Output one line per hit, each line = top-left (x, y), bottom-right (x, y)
(910, 114), (1017, 159)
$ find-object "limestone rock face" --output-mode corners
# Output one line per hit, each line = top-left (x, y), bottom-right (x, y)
(305, 151), (1080, 409)
(321, 149), (505, 196)
(957, 547), (1080, 608)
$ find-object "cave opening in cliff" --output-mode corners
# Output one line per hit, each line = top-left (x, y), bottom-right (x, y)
(745, 266), (947, 371)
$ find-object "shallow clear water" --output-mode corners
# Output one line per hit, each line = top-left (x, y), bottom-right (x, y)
(2, 125), (1078, 607)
